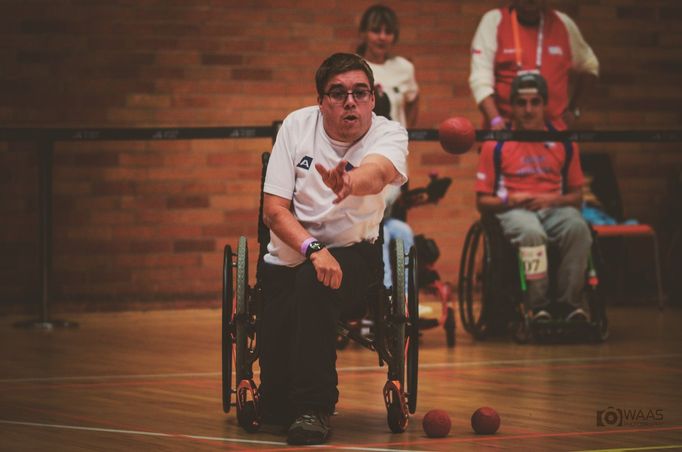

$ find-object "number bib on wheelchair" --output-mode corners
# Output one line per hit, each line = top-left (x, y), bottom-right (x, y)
(519, 245), (548, 280)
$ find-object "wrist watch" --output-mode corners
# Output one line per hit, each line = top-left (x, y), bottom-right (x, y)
(571, 106), (581, 118)
(305, 240), (325, 259)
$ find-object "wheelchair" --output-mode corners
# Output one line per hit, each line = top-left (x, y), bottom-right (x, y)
(390, 173), (457, 347)
(221, 152), (420, 434)
(458, 214), (609, 344)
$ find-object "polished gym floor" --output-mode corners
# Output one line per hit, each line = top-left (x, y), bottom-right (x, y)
(1, 302), (681, 451)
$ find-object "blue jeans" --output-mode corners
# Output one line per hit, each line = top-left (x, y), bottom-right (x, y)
(382, 218), (414, 289)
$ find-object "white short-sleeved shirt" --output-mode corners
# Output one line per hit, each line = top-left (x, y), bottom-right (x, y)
(367, 56), (419, 128)
(263, 106), (409, 267)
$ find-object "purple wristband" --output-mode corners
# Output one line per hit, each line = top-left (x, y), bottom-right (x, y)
(300, 237), (317, 256)
(500, 193), (509, 205)
(490, 115), (504, 128)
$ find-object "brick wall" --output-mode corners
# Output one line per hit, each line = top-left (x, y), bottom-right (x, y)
(1, 0), (680, 312)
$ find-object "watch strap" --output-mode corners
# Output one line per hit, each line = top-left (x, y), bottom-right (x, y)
(305, 241), (325, 259)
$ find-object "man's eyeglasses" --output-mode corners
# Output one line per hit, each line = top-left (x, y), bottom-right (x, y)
(513, 97), (543, 107)
(324, 89), (373, 104)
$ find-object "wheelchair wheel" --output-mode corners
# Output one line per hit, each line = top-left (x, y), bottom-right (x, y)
(390, 238), (406, 386)
(235, 236), (249, 384)
(458, 221), (491, 339)
(386, 395), (406, 433)
(234, 236), (260, 432)
(335, 333), (351, 350)
(587, 243), (609, 343)
(222, 244), (234, 413)
(588, 287), (609, 342)
(593, 312), (609, 343)
(383, 239), (409, 433)
(512, 310), (532, 344)
(406, 244), (419, 415)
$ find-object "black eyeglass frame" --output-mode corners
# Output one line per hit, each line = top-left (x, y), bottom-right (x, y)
(323, 89), (374, 104)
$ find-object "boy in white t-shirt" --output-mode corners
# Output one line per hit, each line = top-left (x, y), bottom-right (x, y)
(259, 53), (408, 446)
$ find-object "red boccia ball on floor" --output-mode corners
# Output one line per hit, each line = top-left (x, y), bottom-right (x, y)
(438, 116), (476, 154)
(471, 406), (501, 434)
(422, 409), (452, 438)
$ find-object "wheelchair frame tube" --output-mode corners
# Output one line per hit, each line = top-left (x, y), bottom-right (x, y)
(517, 255), (527, 292)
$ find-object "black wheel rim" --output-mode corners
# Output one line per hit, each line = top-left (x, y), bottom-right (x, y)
(458, 222), (478, 333)
(235, 236), (249, 383)
(407, 244), (419, 414)
(390, 239), (406, 387)
(463, 222), (489, 339)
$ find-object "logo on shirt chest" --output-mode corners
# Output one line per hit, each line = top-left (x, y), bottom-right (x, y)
(297, 156), (313, 170)
(548, 46), (563, 55)
(296, 156), (354, 172)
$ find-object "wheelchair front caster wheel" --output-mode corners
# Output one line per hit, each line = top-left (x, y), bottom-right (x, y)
(592, 319), (609, 343)
(237, 400), (260, 433)
(512, 313), (531, 344)
(236, 379), (260, 433)
(384, 380), (409, 433)
(335, 334), (350, 350)
(444, 307), (456, 348)
(387, 399), (408, 433)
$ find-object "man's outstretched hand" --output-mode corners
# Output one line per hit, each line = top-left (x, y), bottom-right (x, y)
(316, 160), (353, 204)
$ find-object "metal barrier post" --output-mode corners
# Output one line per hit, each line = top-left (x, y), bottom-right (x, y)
(14, 139), (78, 330)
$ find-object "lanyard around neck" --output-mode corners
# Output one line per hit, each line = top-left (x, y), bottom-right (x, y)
(511, 9), (544, 71)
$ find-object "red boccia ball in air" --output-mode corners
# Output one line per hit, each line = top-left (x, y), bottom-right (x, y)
(438, 116), (476, 154)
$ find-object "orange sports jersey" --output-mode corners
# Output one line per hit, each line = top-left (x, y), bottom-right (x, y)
(475, 139), (584, 198)
(470, 7), (599, 130)
(494, 8), (571, 125)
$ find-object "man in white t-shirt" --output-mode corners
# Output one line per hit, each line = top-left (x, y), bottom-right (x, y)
(259, 53), (408, 446)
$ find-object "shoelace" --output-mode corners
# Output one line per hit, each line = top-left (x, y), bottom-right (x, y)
(296, 412), (327, 427)
(299, 414), (316, 425)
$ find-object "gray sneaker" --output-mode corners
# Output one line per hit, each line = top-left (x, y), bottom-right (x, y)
(532, 309), (552, 323)
(566, 308), (589, 323)
(287, 410), (331, 445)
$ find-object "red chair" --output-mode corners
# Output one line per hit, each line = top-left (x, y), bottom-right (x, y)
(581, 153), (665, 309)
(591, 224), (664, 309)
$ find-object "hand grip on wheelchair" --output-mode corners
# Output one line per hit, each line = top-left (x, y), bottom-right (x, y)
(399, 173), (452, 210)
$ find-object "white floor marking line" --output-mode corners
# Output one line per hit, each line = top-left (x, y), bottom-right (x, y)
(0, 371), (221, 384)
(572, 445), (682, 452)
(0, 419), (427, 452)
(2, 353), (680, 384)
(0, 419), (285, 446)
(414, 352), (682, 370)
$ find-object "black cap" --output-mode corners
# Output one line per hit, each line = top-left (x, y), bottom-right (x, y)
(510, 72), (548, 103)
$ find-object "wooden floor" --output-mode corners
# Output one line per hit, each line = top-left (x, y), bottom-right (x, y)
(1, 303), (681, 451)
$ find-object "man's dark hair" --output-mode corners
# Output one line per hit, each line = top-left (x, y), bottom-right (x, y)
(315, 53), (375, 99)
(356, 4), (400, 55)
